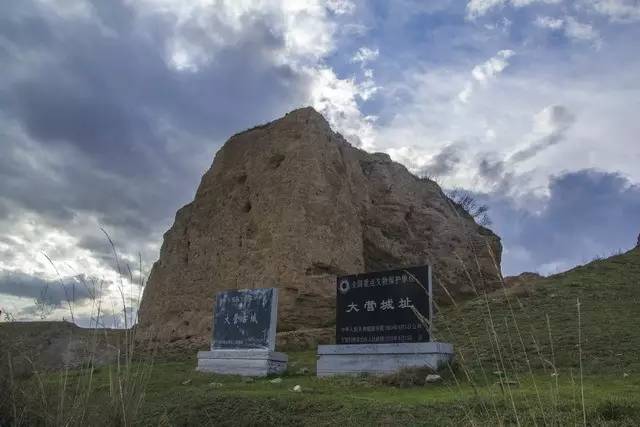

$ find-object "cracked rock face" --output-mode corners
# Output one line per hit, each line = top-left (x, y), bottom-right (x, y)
(137, 107), (502, 347)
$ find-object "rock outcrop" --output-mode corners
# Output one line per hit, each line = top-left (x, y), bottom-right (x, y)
(137, 107), (502, 347)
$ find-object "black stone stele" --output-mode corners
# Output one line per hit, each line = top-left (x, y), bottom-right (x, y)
(212, 288), (276, 350)
(198, 288), (287, 376)
(335, 265), (432, 345)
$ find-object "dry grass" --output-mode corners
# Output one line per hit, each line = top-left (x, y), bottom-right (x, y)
(1, 230), (156, 426)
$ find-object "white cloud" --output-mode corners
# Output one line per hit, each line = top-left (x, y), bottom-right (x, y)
(458, 50), (515, 103)
(565, 17), (602, 47)
(533, 104), (575, 135)
(130, 0), (377, 148)
(326, 0), (356, 15)
(0, 207), (143, 326)
(131, 0), (338, 72)
(351, 47), (380, 66)
(458, 82), (475, 104)
(538, 260), (571, 276)
(511, 0), (561, 6)
(588, 0), (640, 22)
(565, 16), (600, 42)
(370, 39), (640, 201)
(484, 16), (513, 32)
(467, 0), (506, 19)
(535, 15), (564, 29)
(472, 49), (515, 82)
(535, 15), (602, 48)
(467, 0), (561, 19)
(308, 67), (377, 149)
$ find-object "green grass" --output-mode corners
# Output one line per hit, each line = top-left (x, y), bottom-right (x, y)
(113, 356), (640, 426)
(436, 247), (640, 376)
(3, 248), (640, 425)
(8, 352), (640, 426)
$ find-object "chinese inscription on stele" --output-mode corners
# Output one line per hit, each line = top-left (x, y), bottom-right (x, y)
(212, 288), (278, 350)
(336, 265), (432, 345)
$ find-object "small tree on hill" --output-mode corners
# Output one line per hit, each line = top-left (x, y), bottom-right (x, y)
(446, 189), (492, 227)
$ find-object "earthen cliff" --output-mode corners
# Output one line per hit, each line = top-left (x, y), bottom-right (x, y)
(137, 108), (502, 347)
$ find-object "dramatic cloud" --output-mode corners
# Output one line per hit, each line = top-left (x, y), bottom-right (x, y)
(486, 169), (640, 275)
(419, 143), (465, 179)
(1, 0), (638, 321)
(0, 270), (104, 308)
(0, 0), (375, 321)
(509, 104), (576, 162)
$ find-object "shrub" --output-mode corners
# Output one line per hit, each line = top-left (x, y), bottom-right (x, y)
(446, 189), (492, 226)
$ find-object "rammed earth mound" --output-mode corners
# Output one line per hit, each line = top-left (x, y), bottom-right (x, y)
(137, 107), (502, 347)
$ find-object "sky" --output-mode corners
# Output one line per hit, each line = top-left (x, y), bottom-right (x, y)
(1, 0), (639, 326)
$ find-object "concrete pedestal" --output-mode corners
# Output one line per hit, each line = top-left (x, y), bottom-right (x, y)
(197, 349), (288, 377)
(316, 342), (454, 377)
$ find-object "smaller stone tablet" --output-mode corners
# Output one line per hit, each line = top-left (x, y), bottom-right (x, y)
(197, 288), (287, 376)
(212, 288), (278, 351)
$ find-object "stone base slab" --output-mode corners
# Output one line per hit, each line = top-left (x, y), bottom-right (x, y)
(196, 349), (288, 377)
(316, 342), (454, 377)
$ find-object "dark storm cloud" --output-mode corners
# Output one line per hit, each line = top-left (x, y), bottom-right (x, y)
(477, 157), (516, 193)
(478, 158), (505, 181)
(509, 105), (576, 163)
(483, 169), (640, 275)
(475, 155), (543, 202)
(0, 199), (9, 220)
(0, 0), (313, 274)
(0, 270), (105, 307)
(474, 106), (576, 196)
(419, 142), (464, 178)
(76, 233), (123, 265)
(0, 1), (305, 177)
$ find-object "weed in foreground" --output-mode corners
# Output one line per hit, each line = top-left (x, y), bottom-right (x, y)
(1, 230), (156, 427)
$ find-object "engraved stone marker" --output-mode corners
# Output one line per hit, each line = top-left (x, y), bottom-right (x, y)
(212, 288), (277, 350)
(336, 266), (432, 345)
(197, 288), (287, 376)
(317, 265), (454, 376)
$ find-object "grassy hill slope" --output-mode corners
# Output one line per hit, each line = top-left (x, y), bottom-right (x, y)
(436, 247), (640, 376)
